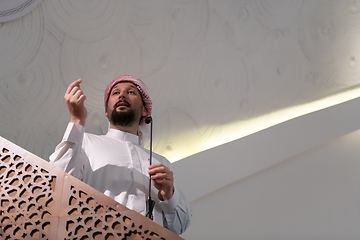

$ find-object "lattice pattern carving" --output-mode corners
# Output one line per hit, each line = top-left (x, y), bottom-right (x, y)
(60, 184), (164, 240)
(0, 147), (58, 240)
(0, 136), (183, 240)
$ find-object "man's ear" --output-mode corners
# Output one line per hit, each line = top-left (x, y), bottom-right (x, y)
(142, 106), (147, 117)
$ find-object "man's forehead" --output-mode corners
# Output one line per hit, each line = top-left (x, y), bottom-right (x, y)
(111, 81), (138, 91)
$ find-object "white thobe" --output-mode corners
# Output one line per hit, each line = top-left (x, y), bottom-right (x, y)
(49, 123), (191, 235)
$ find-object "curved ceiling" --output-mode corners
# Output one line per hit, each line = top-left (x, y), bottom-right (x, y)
(0, 0), (360, 162)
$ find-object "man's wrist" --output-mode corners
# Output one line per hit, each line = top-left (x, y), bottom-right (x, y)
(159, 188), (175, 201)
(70, 117), (86, 127)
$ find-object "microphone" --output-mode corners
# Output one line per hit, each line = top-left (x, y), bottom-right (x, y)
(145, 116), (155, 220)
(145, 116), (152, 124)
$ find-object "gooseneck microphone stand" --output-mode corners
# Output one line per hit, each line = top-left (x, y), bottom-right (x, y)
(145, 116), (155, 220)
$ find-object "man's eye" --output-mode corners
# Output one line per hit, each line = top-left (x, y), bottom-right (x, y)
(112, 91), (119, 95)
(129, 90), (135, 94)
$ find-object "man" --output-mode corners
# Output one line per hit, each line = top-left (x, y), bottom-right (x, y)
(50, 75), (191, 235)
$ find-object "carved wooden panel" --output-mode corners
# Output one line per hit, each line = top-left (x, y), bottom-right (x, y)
(0, 136), (183, 240)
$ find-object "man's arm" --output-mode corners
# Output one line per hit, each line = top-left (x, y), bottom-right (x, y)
(149, 163), (192, 234)
(160, 183), (192, 235)
(49, 79), (88, 179)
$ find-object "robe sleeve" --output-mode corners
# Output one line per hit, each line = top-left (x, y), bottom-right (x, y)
(49, 122), (87, 180)
(154, 156), (192, 235)
(158, 182), (192, 235)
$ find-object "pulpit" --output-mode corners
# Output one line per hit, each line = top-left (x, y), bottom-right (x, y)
(0, 136), (183, 240)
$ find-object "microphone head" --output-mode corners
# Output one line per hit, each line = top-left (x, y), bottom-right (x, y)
(145, 116), (152, 124)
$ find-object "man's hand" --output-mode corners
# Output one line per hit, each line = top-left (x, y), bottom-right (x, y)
(64, 79), (87, 126)
(148, 163), (174, 201)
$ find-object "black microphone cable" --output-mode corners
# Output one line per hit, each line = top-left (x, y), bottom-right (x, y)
(145, 116), (155, 220)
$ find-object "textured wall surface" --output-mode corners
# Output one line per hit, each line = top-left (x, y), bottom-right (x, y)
(1, 0), (360, 162)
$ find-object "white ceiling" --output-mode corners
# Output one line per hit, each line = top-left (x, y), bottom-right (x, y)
(0, 0), (360, 162)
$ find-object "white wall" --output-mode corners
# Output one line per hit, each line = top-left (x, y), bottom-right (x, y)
(175, 97), (360, 239)
(180, 127), (360, 239)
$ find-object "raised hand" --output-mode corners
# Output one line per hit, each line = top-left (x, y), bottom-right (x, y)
(64, 79), (87, 126)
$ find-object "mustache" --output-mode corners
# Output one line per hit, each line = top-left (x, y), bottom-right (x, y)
(114, 100), (130, 108)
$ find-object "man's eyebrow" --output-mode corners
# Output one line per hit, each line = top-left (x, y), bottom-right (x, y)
(111, 84), (138, 92)
(126, 85), (138, 91)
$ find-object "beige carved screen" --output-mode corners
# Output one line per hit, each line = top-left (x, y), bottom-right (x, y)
(0, 136), (183, 240)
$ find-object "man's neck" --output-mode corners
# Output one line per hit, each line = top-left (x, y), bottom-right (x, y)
(109, 123), (139, 135)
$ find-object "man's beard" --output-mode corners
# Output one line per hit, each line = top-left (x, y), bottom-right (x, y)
(110, 107), (136, 127)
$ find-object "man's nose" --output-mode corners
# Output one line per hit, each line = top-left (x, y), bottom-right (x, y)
(119, 90), (127, 99)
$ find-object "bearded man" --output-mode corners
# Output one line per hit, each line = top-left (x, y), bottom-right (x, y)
(50, 75), (191, 235)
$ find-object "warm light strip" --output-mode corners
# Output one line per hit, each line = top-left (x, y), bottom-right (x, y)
(168, 86), (360, 162)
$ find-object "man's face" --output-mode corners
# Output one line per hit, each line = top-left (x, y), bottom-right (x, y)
(106, 82), (147, 126)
